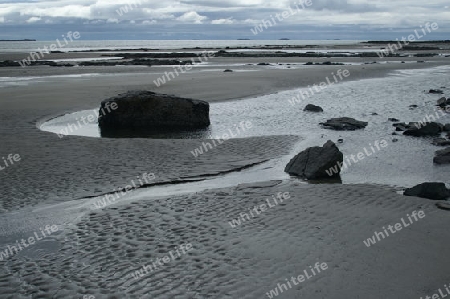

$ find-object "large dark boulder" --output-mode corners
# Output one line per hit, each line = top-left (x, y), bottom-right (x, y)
(98, 91), (210, 136)
(444, 124), (450, 132)
(434, 147), (450, 164)
(404, 182), (450, 200)
(304, 104), (323, 112)
(285, 140), (344, 179)
(403, 122), (443, 136)
(320, 117), (368, 131)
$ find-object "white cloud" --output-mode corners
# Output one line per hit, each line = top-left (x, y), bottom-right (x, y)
(26, 17), (41, 23)
(211, 18), (234, 24)
(142, 19), (157, 24)
(176, 11), (208, 24)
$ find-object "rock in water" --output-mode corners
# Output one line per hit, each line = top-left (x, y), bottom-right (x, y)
(434, 147), (450, 164)
(285, 140), (344, 179)
(304, 104), (324, 112)
(320, 117), (368, 131)
(98, 91), (210, 135)
(404, 182), (450, 200)
(403, 122), (443, 136)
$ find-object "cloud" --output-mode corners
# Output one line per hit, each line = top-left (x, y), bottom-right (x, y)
(211, 18), (234, 24)
(176, 11), (208, 24)
(26, 16), (42, 23)
(0, 0), (448, 39)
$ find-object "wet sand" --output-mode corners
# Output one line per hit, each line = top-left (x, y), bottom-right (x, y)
(0, 44), (450, 298)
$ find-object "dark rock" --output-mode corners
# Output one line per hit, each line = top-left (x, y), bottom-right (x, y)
(285, 140), (344, 179)
(338, 139), (344, 143)
(436, 202), (450, 211)
(371, 112), (379, 116)
(257, 62), (270, 66)
(432, 138), (450, 146)
(444, 124), (450, 132)
(392, 138), (399, 142)
(304, 104), (323, 112)
(429, 89), (444, 94)
(223, 69), (233, 72)
(388, 118), (400, 122)
(434, 147), (450, 164)
(404, 182), (450, 200)
(437, 97), (448, 107)
(403, 122), (443, 137)
(409, 105), (418, 109)
(320, 117), (368, 131)
(98, 91), (210, 136)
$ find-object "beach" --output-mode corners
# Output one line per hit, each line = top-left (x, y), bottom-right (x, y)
(0, 41), (450, 298)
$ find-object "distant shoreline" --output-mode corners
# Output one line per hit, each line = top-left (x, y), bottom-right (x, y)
(0, 39), (36, 42)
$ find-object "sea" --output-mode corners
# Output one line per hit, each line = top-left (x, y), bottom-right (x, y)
(0, 39), (364, 53)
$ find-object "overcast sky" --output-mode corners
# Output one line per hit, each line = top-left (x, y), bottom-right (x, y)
(0, 0), (449, 40)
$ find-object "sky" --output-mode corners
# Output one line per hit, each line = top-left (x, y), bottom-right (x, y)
(0, 0), (449, 40)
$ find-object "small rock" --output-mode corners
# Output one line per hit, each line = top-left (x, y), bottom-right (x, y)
(388, 118), (400, 122)
(392, 138), (399, 142)
(437, 97), (448, 107)
(404, 182), (450, 200)
(432, 138), (450, 146)
(436, 202), (450, 211)
(257, 62), (270, 66)
(223, 69), (233, 72)
(337, 139), (344, 143)
(403, 122), (443, 137)
(320, 117), (368, 131)
(429, 89), (444, 94)
(434, 147), (450, 164)
(304, 104), (324, 112)
(409, 105), (418, 109)
(371, 112), (379, 116)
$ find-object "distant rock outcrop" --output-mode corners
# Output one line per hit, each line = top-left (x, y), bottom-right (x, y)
(404, 182), (450, 200)
(98, 91), (210, 136)
(320, 117), (368, 131)
(285, 140), (344, 179)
